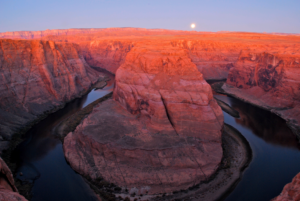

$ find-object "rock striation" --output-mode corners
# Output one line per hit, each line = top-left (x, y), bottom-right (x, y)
(0, 39), (104, 146)
(113, 43), (224, 137)
(223, 50), (300, 136)
(63, 43), (224, 195)
(80, 39), (134, 74)
(272, 172), (300, 201)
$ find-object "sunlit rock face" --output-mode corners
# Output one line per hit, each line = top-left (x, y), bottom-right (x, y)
(114, 43), (224, 138)
(223, 50), (300, 134)
(0, 158), (27, 201)
(0, 39), (104, 142)
(171, 40), (243, 80)
(80, 40), (135, 74)
(272, 172), (300, 201)
(64, 42), (223, 195)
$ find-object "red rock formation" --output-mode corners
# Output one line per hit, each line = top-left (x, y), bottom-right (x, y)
(171, 39), (243, 80)
(0, 158), (27, 201)
(114, 43), (224, 138)
(0, 39), (105, 142)
(272, 172), (300, 201)
(33, 29), (300, 81)
(64, 42), (223, 195)
(223, 50), (300, 135)
(79, 40), (134, 74)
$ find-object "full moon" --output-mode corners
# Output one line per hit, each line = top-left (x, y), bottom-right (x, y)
(191, 23), (196, 29)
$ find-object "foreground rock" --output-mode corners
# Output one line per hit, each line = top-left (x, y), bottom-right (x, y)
(223, 50), (300, 136)
(272, 172), (300, 201)
(0, 158), (27, 201)
(64, 43), (224, 196)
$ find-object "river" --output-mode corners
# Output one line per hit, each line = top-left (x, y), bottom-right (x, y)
(12, 72), (114, 201)
(11, 75), (300, 201)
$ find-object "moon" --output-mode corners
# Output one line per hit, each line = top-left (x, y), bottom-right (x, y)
(191, 23), (196, 29)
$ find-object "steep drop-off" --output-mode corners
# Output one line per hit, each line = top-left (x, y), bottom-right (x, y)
(0, 158), (27, 201)
(0, 28), (194, 40)
(37, 29), (300, 81)
(0, 39), (105, 151)
(63, 42), (224, 195)
(223, 50), (300, 135)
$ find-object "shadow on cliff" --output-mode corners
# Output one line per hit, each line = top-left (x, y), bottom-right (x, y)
(230, 97), (300, 150)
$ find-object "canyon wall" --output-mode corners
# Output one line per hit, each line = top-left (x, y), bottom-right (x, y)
(223, 49), (300, 135)
(2, 29), (299, 81)
(63, 42), (224, 195)
(79, 40), (134, 74)
(0, 39), (105, 149)
(113, 42), (224, 137)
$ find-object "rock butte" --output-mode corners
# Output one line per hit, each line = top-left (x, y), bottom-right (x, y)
(0, 39), (105, 149)
(64, 43), (223, 194)
(0, 28), (299, 198)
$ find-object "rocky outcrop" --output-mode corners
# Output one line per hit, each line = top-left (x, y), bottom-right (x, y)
(0, 158), (27, 201)
(79, 40), (134, 74)
(272, 172), (300, 201)
(0, 39), (104, 144)
(223, 50), (300, 136)
(113, 43), (224, 138)
(63, 43), (223, 195)
(2, 29), (299, 81)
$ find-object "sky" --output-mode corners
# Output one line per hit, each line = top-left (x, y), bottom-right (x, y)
(1, 0), (300, 33)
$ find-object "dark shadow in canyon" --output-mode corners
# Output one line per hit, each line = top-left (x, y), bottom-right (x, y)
(11, 71), (115, 201)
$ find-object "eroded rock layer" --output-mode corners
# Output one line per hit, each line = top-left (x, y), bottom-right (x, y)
(0, 39), (104, 144)
(64, 43), (223, 195)
(223, 50), (300, 135)
(113, 43), (224, 138)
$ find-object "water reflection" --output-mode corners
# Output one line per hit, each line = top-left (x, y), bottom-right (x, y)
(214, 94), (300, 201)
(13, 71), (115, 201)
(215, 94), (300, 150)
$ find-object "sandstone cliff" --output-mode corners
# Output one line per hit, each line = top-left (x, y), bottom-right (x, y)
(63, 42), (224, 195)
(36, 29), (300, 81)
(0, 39), (104, 148)
(223, 50), (300, 135)
(113, 43), (224, 138)
(79, 39), (134, 74)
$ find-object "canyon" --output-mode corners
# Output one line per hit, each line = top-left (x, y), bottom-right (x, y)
(0, 28), (299, 200)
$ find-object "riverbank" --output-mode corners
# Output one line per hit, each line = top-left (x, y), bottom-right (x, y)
(211, 81), (300, 139)
(146, 123), (252, 201)
(54, 92), (113, 140)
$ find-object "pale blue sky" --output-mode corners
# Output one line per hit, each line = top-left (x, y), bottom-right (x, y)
(1, 0), (299, 33)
